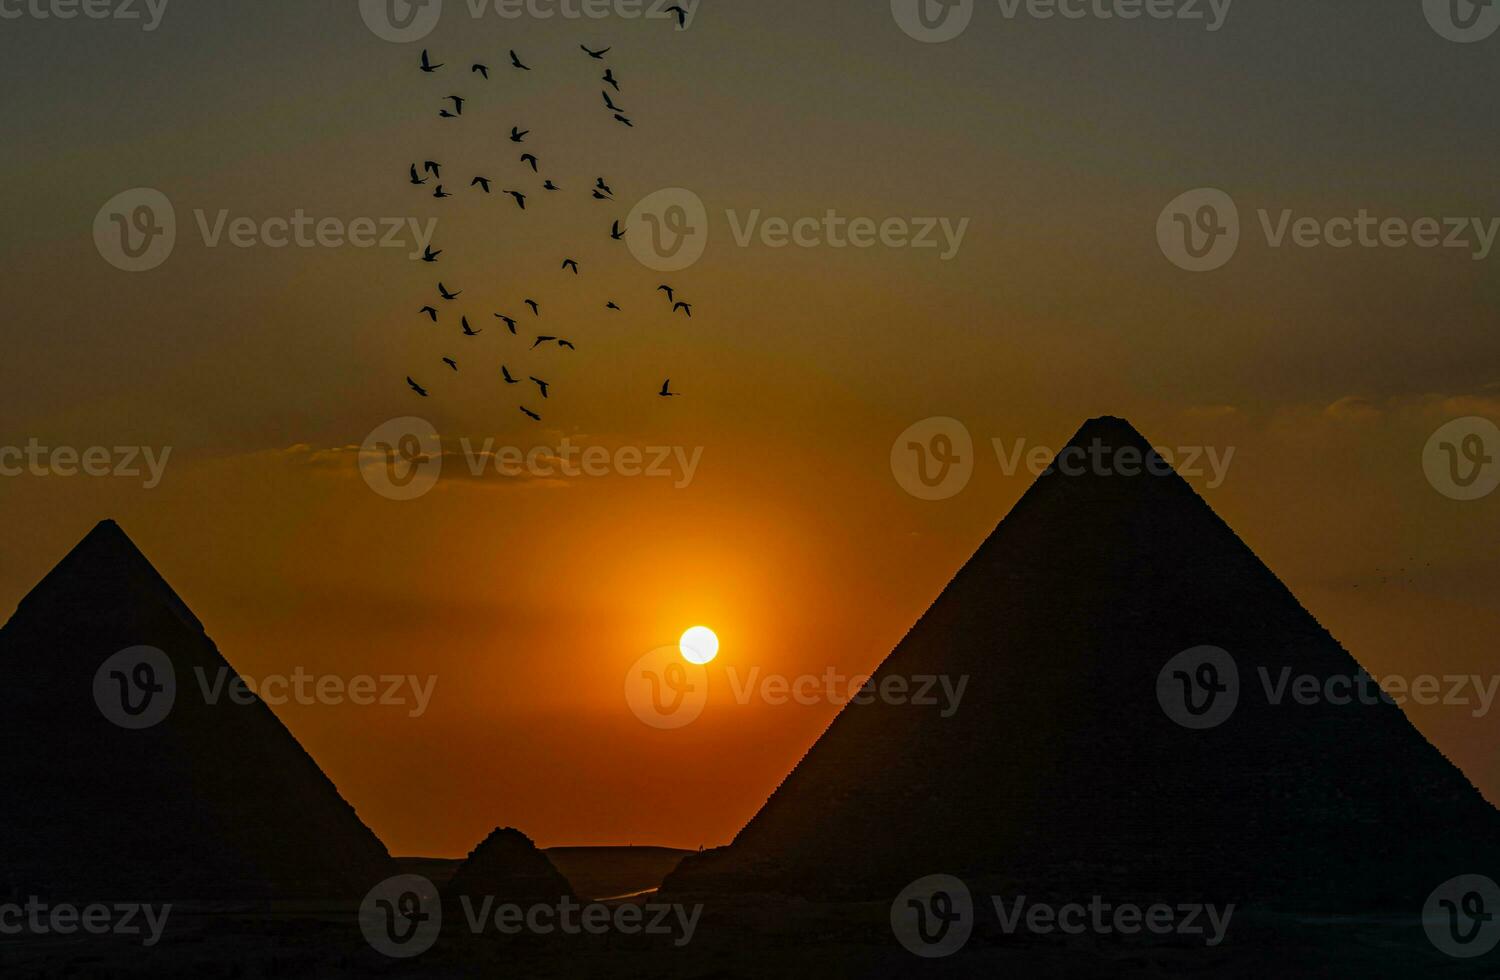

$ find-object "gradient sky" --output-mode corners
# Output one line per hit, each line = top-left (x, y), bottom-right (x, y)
(1, 1), (1498, 857)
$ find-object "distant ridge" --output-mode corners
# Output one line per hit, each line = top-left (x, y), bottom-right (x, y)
(665, 417), (1500, 909)
(0, 520), (394, 900)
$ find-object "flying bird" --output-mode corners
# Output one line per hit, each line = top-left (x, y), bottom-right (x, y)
(445, 95), (465, 115)
(602, 68), (620, 91)
(439, 282), (462, 300)
(461, 316), (481, 336)
(613, 114), (633, 128)
(424, 161), (442, 177)
(443, 357), (458, 372)
(408, 164), (427, 185)
(562, 258), (579, 274)
(657, 284), (675, 302)
(581, 44), (612, 60)
(421, 246), (442, 263)
(510, 127), (529, 142)
(558, 339), (576, 350)
(543, 179), (560, 191)
(471, 176), (492, 193)
(595, 178), (614, 195)
(420, 49), (443, 72)
(524, 299), (539, 316)
(408, 377), (430, 396)
(659, 379), (679, 397)
(439, 108), (458, 119)
(433, 184), (452, 198)
(530, 376), (551, 398)
(472, 63), (489, 78)
(521, 407), (541, 422)
(602, 91), (625, 113)
(495, 314), (518, 333)
(673, 302), (693, 317)
(610, 220), (626, 240)
(606, 301), (621, 310)
(503, 190), (527, 209)
(520, 153), (538, 171)
(502, 365), (519, 384)
(665, 4), (688, 27)
(419, 306), (438, 322)
(591, 189), (611, 201)
(530, 336), (556, 349)
(510, 49), (530, 70)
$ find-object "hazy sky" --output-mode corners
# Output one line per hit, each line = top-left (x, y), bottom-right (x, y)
(2, 1), (1498, 856)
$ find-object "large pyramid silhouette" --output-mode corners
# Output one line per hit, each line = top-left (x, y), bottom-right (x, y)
(0, 521), (394, 900)
(666, 417), (1500, 909)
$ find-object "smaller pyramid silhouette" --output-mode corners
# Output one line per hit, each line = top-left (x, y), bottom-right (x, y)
(444, 827), (576, 904)
(0, 520), (394, 900)
(666, 417), (1500, 910)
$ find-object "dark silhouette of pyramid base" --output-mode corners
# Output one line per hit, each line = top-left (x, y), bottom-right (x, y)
(444, 827), (576, 905)
(0, 521), (393, 901)
(666, 418), (1500, 909)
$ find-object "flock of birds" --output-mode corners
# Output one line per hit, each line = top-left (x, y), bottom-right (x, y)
(403, 37), (695, 422)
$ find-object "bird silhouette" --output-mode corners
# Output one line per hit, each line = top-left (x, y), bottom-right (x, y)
(503, 190), (527, 209)
(420, 49), (443, 72)
(471, 176), (492, 193)
(596, 178), (614, 195)
(665, 4), (688, 27)
(558, 340), (576, 350)
(419, 306), (438, 322)
(409, 164), (427, 185)
(543, 179), (561, 191)
(673, 302), (693, 317)
(521, 406), (542, 421)
(659, 379), (679, 397)
(445, 95), (465, 115)
(408, 377), (430, 396)
(443, 357), (458, 371)
(424, 161), (442, 177)
(525, 299), (540, 316)
(657, 284), (675, 302)
(439, 282), (462, 300)
(610, 220), (626, 240)
(510, 127), (530, 143)
(581, 44), (612, 59)
(606, 301), (621, 310)
(613, 114), (633, 128)
(472, 63), (489, 78)
(591, 189), (611, 201)
(502, 365), (519, 384)
(510, 50), (530, 70)
(521, 153), (538, 171)
(421, 246), (442, 263)
(439, 108), (458, 119)
(562, 259), (579, 274)
(602, 91), (625, 113)
(531, 336), (556, 349)
(461, 316), (481, 336)
(530, 376), (551, 398)
(433, 185), (452, 198)
(495, 314), (518, 334)
(603, 69), (620, 91)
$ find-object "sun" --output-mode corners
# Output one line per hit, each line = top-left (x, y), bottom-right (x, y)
(679, 626), (720, 665)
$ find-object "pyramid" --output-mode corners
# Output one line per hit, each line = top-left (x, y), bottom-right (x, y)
(665, 417), (1500, 910)
(0, 520), (394, 901)
(444, 828), (576, 905)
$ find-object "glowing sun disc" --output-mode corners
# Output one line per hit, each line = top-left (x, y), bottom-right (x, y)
(679, 626), (719, 665)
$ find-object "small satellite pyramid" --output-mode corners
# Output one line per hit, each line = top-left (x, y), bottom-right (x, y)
(666, 417), (1500, 909)
(444, 827), (576, 905)
(0, 520), (394, 900)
